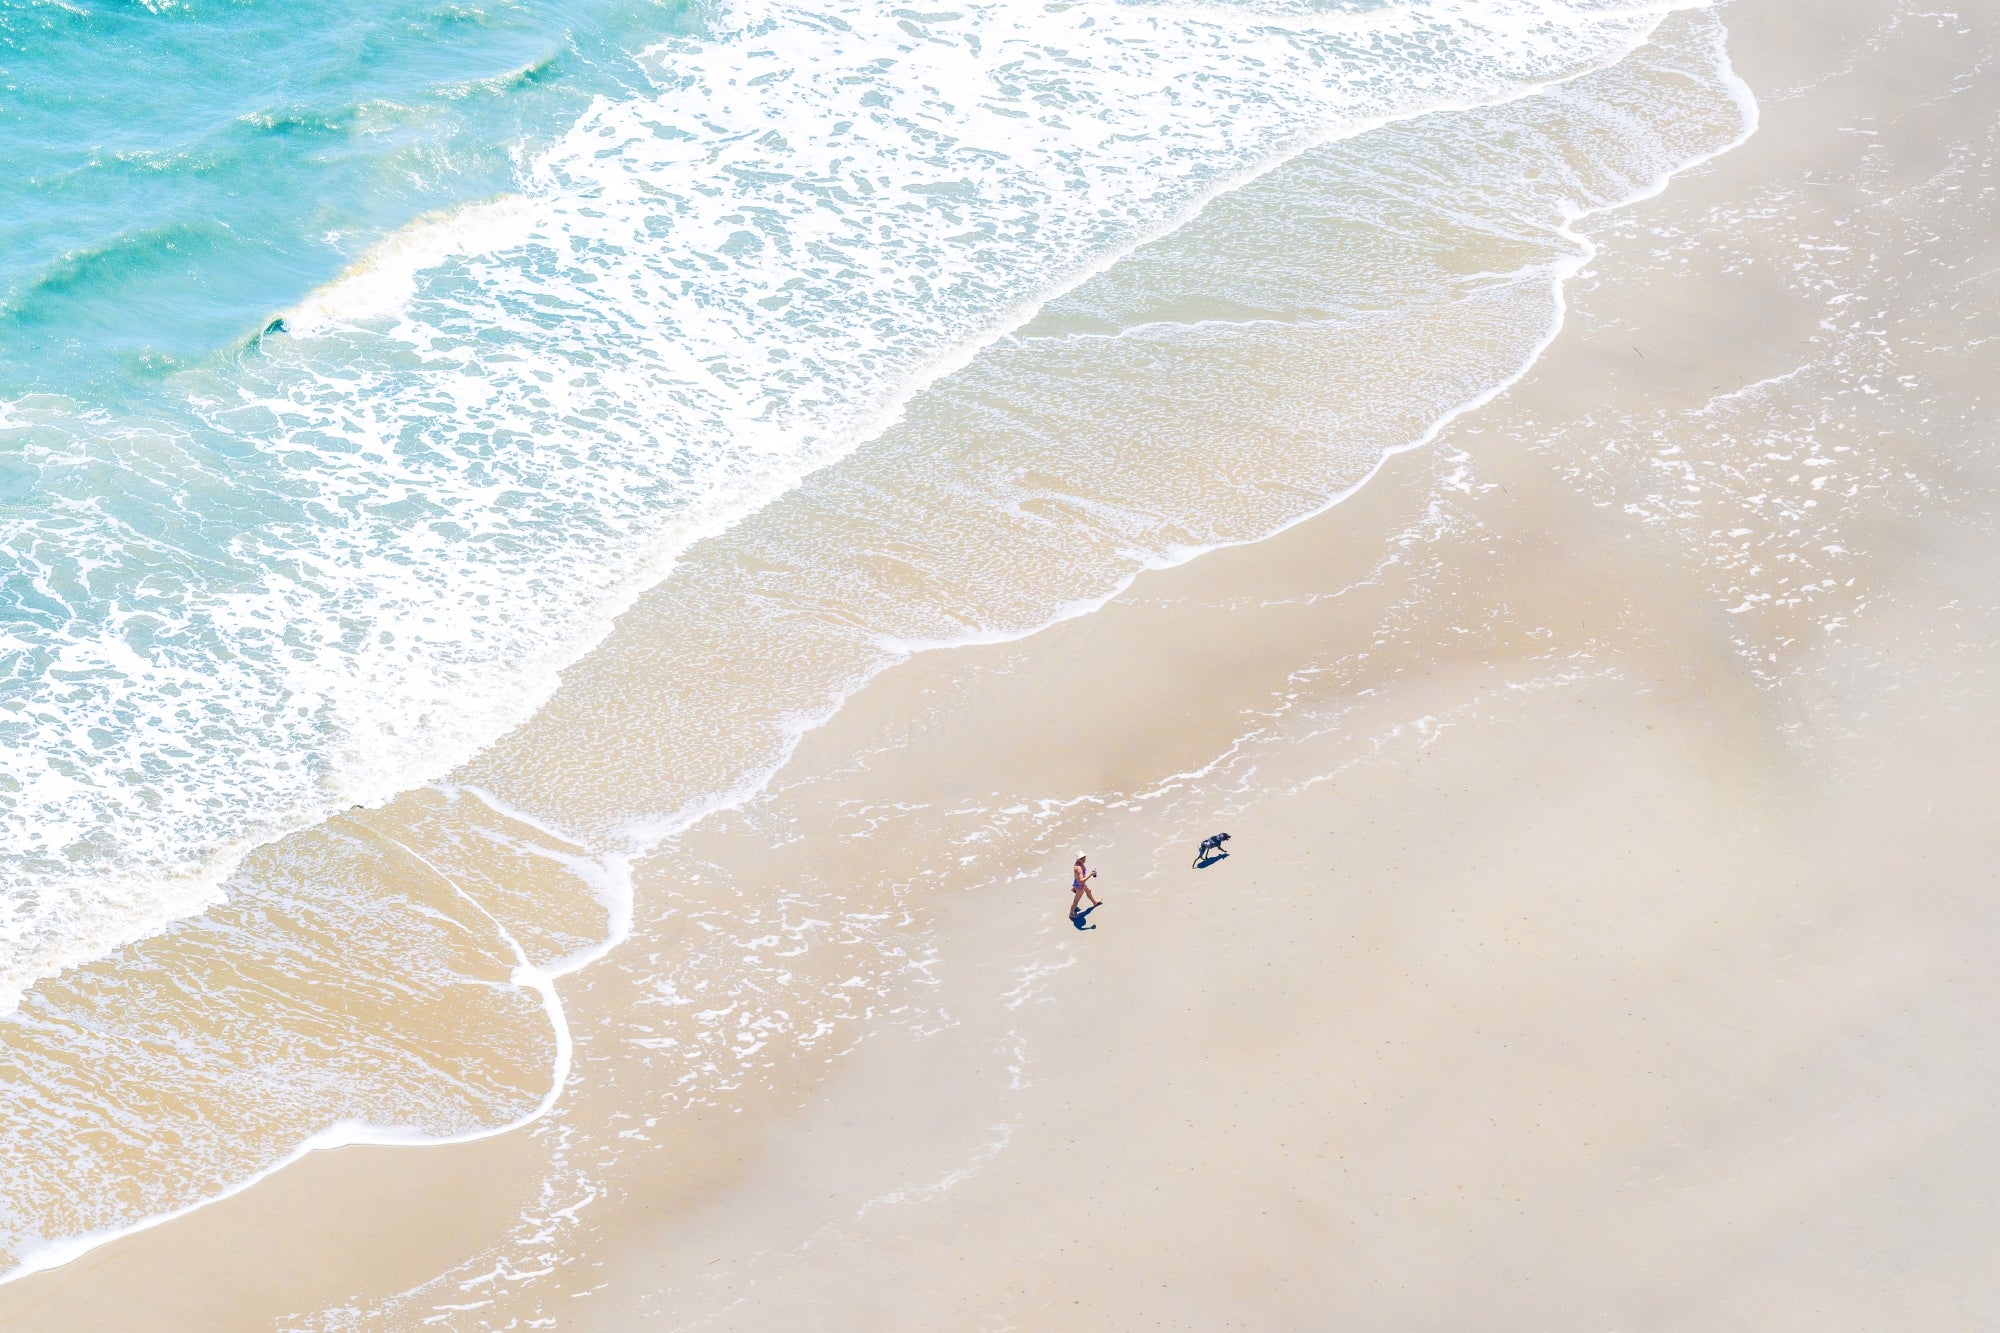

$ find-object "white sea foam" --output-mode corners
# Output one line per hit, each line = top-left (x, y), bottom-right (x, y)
(282, 196), (537, 333)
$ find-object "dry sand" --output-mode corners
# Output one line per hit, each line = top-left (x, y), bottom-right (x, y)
(4, 0), (1998, 1326)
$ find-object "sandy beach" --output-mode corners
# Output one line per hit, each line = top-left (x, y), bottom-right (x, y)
(4, 0), (1999, 1326)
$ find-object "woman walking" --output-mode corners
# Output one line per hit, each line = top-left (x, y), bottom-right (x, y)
(1070, 854), (1100, 918)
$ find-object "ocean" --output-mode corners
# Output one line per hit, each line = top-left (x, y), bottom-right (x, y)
(0, 0), (1751, 1284)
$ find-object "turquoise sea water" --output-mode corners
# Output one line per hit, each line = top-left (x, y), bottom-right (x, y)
(0, 0), (685, 394)
(0, 0), (1703, 1013)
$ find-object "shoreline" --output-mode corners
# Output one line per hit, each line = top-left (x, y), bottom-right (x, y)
(7, 0), (2000, 1324)
(0, 0), (1757, 1290)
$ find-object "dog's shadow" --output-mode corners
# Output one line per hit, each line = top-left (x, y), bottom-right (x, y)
(1193, 849), (1231, 870)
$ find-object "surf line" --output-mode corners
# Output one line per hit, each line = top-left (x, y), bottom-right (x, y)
(0, 788), (633, 1289)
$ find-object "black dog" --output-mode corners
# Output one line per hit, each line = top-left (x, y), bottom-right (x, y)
(1193, 832), (1231, 867)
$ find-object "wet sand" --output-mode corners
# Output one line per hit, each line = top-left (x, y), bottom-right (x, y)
(6, 0), (2000, 1325)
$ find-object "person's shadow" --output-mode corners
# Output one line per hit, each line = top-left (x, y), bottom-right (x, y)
(1193, 848), (1230, 869)
(1070, 904), (1099, 930)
